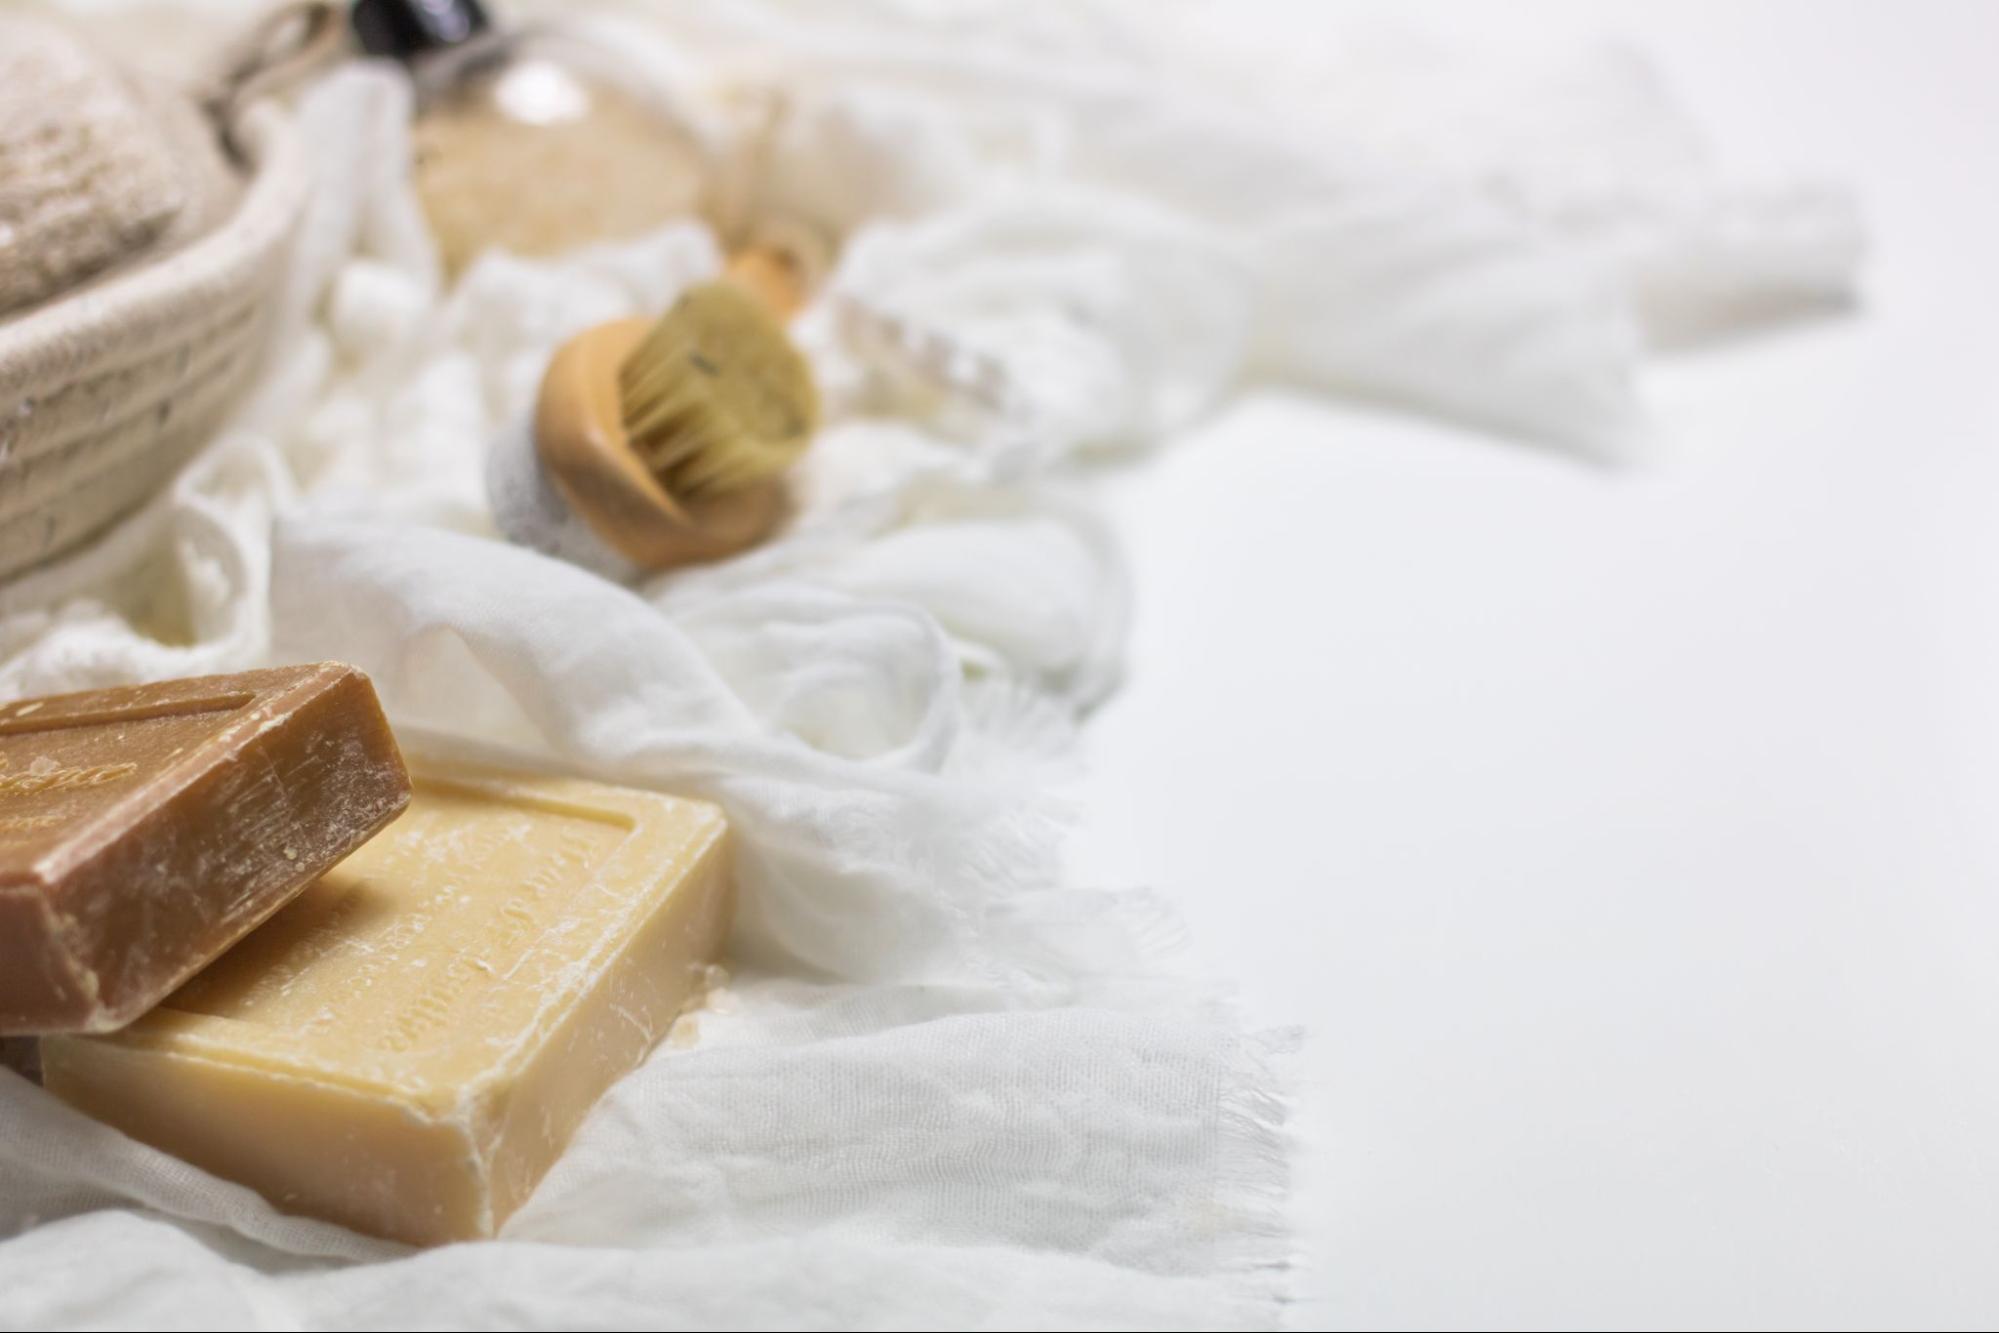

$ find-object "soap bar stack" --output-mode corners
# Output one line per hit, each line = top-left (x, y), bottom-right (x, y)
(1, 664), (734, 1245)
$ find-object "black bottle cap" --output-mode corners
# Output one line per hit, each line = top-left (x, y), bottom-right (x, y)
(351, 0), (492, 60)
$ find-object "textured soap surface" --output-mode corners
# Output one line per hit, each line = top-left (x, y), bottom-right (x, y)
(0, 664), (411, 1034)
(43, 764), (734, 1246)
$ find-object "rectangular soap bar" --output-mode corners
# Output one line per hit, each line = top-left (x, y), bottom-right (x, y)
(43, 764), (733, 1246)
(0, 664), (410, 1034)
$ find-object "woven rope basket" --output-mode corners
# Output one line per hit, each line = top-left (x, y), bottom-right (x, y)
(0, 18), (313, 585)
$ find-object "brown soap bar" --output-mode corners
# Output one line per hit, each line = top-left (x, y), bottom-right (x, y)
(0, 664), (411, 1034)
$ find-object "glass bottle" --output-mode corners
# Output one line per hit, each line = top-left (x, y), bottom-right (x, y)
(351, 0), (713, 276)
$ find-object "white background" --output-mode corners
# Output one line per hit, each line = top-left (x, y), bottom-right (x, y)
(1067, 2), (1999, 1327)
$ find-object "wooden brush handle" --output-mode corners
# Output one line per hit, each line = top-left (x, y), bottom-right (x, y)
(725, 246), (809, 320)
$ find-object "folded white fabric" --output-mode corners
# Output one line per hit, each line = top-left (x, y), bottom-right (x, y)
(0, 2), (1860, 1328)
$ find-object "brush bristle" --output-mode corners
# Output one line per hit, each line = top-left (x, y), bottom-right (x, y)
(617, 281), (818, 500)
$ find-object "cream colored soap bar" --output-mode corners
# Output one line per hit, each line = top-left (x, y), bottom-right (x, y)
(42, 764), (732, 1246)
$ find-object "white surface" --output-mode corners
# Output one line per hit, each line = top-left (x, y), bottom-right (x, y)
(1068, 2), (1999, 1327)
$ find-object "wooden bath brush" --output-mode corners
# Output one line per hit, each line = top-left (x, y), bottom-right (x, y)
(493, 246), (820, 576)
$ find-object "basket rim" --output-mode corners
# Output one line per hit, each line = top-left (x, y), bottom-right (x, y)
(0, 100), (306, 398)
